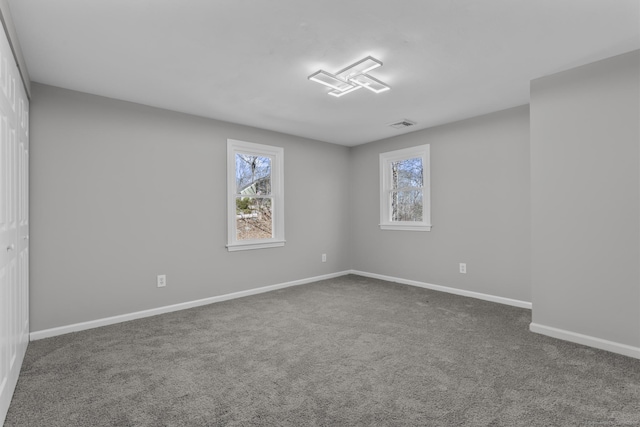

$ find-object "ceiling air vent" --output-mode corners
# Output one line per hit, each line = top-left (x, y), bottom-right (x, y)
(389, 119), (416, 129)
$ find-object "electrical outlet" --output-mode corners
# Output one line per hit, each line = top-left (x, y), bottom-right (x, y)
(157, 274), (167, 287)
(459, 263), (466, 274)
(322, 253), (327, 263)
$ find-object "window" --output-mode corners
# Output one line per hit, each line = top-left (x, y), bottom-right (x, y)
(227, 139), (284, 251)
(379, 144), (431, 231)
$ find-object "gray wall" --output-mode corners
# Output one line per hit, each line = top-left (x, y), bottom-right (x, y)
(31, 50), (638, 347)
(30, 83), (351, 332)
(350, 106), (531, 302)
(530, 50), (640, 347)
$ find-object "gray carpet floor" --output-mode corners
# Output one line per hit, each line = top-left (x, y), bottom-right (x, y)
(5, 275), (640, 426)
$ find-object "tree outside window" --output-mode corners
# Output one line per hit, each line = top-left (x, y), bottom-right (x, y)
(227, 140), (284, 251)
(380, 144), (431, 231)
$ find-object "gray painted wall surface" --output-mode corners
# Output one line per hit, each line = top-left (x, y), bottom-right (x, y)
(350, 106), (531, 302)
(530, 50), (640, 347)
(30, 83), (350, 331)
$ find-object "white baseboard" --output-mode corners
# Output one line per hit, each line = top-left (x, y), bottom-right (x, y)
(349, 270), (532, 309)
(29, 270), (638, 360)
(30, 271), (351, 341)
(530, 322), (640, 359)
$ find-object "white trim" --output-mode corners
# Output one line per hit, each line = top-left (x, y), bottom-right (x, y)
(227, 139), (285, 251)
(349, 270), (532, 309)
(529, 323), (640, 360)
(28, 270), (640, 362)
(379, 224), (432, 231)
(30, 271), (350, 341)
(226, 240), (285, 251)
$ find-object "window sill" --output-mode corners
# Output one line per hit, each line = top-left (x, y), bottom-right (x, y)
(379, 224), (432, 232)
(226, 240), (286, 252)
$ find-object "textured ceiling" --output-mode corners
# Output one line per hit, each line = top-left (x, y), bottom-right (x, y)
(8, 0), (640, 146)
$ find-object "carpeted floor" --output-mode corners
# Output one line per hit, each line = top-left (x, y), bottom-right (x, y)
(5, 275), (640, 426)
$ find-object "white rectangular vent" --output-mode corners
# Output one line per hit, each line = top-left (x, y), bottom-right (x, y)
(389, 119), (416, 129)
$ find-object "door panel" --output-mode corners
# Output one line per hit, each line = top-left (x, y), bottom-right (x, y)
(17, 102), (28, 343)
(0, 22), (28, 425)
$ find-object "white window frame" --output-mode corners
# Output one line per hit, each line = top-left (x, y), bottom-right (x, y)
(379, 144), (431, 231)
(227, 139), (285, 251)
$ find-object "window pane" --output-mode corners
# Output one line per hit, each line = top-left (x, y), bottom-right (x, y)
(236, 154), (271, 195)
(391, 190), (423, 222)
(236, 197), (273, 240)
(391, 157), (423, 189)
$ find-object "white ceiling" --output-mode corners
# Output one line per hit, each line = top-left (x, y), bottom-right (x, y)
(8, 0), (640, 146)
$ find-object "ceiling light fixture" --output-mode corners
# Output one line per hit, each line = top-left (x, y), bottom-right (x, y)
(309, 56), (390, 97)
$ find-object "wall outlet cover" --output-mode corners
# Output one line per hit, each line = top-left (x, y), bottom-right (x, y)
(157, 274), (167, 287)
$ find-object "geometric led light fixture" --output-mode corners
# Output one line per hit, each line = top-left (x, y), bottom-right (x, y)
(308, 56), (390, 97)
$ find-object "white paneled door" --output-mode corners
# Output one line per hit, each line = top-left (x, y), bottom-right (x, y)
(0, 22), (29, 425)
